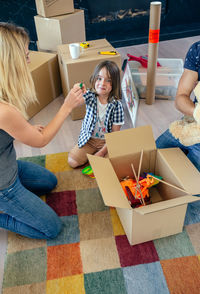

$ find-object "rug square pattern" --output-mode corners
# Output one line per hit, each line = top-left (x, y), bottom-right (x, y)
(19, 155), (46, 167)
(115, 235), (159, 267)
(47, 243), (83, 280)
(84, 269), (127, 294)
(7, 231), (46, 253)
(76, 187), (108, 213)
(54, 170), (97, 192)
(161, 256), (200, 294)
(80, 237), (121, 273)
(46, 274), (85, 294)
(110, 207), (125, 236)
(3, 247), (46, 288)
(153, 228), (196, 260)
(79, 210), (114, 241)
(184, 200), (200, 225)
(3, 152), (200, 293)
(47, 215), (80, 246)
(2, 282), (46, 294)
(123, 262), (169, 294)
(46, 152), (72, 173)
(46, 190), (77, 216)
(185, 223), (200, 255)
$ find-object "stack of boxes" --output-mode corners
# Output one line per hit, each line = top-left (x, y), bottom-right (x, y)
(34, 0), (86, 52)
(30, 0), (121, 121)
(27, 0), (87, 118)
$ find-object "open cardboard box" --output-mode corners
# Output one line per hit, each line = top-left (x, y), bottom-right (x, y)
(88, 125), (200, 245)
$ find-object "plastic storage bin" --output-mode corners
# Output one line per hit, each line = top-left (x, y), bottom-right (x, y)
(129, 58), (184, 100)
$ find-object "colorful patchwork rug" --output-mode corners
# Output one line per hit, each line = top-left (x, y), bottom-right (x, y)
(2, 152), (200, 294)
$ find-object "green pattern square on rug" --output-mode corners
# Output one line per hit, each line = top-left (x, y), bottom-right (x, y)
(153, 228), (196, 260)
(3, 247), (46, 288)
(18, 155), (46, 167)
(84, 268), (127, 294)
(76, 188), (108, 214)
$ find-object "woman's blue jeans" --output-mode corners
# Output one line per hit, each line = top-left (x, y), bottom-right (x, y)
(0, 160), (62, 239)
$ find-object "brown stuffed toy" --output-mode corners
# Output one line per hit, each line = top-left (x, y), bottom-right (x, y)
(169, 82), (200, 146)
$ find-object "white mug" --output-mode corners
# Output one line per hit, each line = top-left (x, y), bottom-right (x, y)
(69, 43), (80, 59)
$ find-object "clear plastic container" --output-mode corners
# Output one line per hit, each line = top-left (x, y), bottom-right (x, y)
(129, 58), (184, 99)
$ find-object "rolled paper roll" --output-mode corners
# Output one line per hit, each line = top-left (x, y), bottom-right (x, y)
(146, 1), (162, 105)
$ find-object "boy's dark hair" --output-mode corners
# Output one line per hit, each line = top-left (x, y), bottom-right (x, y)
(90, 60), (122, 101)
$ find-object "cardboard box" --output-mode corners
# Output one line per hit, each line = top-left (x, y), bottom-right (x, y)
(37, 41), (56, 54)
(35, 0), (74, 18)
(27, 51), (62, 118)
(57, 39), (122, 120)
(129, 58), (184, 99)
(34, 9), (85, 52)
(88, 125), (200, 245)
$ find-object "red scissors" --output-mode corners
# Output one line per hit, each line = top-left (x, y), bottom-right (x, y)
(127, 54), (161, 68)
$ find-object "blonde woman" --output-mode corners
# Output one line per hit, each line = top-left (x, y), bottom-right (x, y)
(0, 22), (84, 239)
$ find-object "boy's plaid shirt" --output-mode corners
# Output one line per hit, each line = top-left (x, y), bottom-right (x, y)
(78, 90), (124, 148)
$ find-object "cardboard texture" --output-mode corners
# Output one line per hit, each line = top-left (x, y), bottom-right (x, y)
(27, 51), (62, 119)
(35, 0), (74, 18)
(57, 39), (122, 120)
(37, 41), (56, 54)
(34, 9), (85, 51)
(88, 125), (200, 245)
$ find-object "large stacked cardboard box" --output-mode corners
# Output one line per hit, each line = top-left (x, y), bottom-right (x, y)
(88, 125), (200, 245)
(34, 0), (86, 52)
(35, 0), (74, 17)
(27, 51), (62, 118)
(34, 9), (86, 52)
(57, 39), (122, 120)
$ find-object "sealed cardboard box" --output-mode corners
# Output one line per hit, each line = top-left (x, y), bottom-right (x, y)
(35, 0), (74, 18)
(34, 9), (85, 52)
(88, 125), (200, 245)
(57, 39), (121, 120)
(27, 51), (62, 118)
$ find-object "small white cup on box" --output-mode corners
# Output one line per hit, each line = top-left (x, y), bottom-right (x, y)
(69, 43), (80, 59)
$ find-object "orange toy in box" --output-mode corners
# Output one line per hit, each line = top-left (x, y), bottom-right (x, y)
(120, 173), (161, 208)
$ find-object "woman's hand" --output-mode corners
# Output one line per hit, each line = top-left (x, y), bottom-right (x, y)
(63, 86), (85, 113)
(73, 83), (87, 94)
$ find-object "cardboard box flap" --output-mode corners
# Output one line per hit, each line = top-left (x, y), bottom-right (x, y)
(88, 154), (130, 209)
(105, 125), (156, 158)
(158, 148), (200, 195)
(136, 195), (199, 215)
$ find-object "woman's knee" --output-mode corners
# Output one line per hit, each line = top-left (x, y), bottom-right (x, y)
(46, 215), (62, 239)
(48, 172), (57, 190)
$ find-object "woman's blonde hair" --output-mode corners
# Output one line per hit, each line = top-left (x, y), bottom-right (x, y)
(0, 22), (37, 119)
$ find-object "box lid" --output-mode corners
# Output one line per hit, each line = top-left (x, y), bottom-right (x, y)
(105, 125), (156, 158)
(158, 148), (200, 195)
(87, 155), (131, 209)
